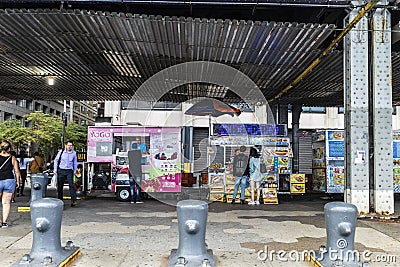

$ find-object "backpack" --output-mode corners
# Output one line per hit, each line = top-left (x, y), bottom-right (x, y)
(233, 154), (249, 177)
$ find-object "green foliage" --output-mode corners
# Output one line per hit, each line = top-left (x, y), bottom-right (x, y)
(24, 111), (62, 157)
(0, 111), (88, 159)
(66, 122), (88, 151)
(0, 119), (32, 146)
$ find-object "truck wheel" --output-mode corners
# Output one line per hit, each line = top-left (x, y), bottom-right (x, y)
(116, 188), (130, 202)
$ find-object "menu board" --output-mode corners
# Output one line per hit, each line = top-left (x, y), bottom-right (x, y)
(262, 183), (278, 204)
(326, 131), (344, 159)
(327, 165), (344, 193)
(290, 174), (306, 194)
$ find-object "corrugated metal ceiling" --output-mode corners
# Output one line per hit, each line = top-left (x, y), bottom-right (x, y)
(0, 5), (398, 106)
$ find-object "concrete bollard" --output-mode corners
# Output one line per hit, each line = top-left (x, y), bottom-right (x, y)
(310, 202), (369, 267)
(168, 200), (215, 267)
(12, 198), (81, 267)
(30, 174), (48, 202)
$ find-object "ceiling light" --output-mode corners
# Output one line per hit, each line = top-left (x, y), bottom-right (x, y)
(47, 76), (55, 86)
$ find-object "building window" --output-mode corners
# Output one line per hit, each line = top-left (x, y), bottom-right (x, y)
(43, 105), (49, 114)
(16, 100), (25, 107)
(4, 112), (13, 120)
(302, 106), (326, 113)
(35, 102), (41, 111)
(25, 121), (32, 127)
(121, 100), (182, 110)
(27, 100), (33, 110)
(16, 115), (23, 124)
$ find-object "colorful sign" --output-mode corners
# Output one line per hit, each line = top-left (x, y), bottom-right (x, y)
(262, 184), (278, 204)
(290, 183), (305, 194)
(326, 130), (344, 159)
(290, 174), (305, 183)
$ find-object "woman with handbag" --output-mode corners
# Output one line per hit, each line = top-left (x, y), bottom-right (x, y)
(248, 147), (262, 206)
(29, 151), (45, 174)
(0, 140), (21, 228)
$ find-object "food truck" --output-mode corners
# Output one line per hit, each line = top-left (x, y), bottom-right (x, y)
(86, 126), (182, 201)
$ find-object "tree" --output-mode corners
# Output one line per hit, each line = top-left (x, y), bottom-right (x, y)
(65, 122), (87, 151)
(24, 111), (62, 159)
(0, 111), (88, 160)
(0, 119), (31, 151)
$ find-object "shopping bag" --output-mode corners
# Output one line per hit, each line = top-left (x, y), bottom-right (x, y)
(50, 174), (57, 188)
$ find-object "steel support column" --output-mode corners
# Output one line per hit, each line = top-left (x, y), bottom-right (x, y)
(291, 105), (302, 173)
(371, 1), (394, 215)
(343, 1), (370, 213)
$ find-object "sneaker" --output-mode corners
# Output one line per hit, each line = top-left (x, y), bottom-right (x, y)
(71, 202), (78, 207)
(135, 201), (143, 204)
(130, 201), (135, 204)
(248, 201), (255, 205)
(11, 199), (15, 203)
(255, 201), (260, 205)
(1, 222), (8, 228)
(231, 199), (235, 204)
(240, 199), (245, 205)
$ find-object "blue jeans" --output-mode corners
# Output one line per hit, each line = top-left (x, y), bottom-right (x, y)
(232, 176), (248, 200)
(57, 168), (77, 202)
(129, 176), (141, 202)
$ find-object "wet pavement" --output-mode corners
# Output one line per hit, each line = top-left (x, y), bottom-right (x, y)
(1, 188), (400, 267)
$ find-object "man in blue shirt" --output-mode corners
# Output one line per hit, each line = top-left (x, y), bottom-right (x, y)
(133, 137), (147, 164)
(54, 141), (78, 207)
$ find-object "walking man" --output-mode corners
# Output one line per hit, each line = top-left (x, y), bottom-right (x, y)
(128, 142), (142, 203)
(54, 141), (78, 207)
(231, 146), (249, 204)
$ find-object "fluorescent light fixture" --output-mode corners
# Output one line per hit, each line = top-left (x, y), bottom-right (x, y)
(47, 76), (55, 86)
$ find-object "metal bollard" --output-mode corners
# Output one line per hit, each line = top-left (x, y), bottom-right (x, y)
(12, 198), (81, 267)
(310, 202), (369, 267)
(168, 200), (215, 267)
(30, 174), (48, 202)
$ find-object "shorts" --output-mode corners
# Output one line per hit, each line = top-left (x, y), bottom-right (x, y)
(0, 179), (16, 193)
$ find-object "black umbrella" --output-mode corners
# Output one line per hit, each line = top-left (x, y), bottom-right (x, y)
(185, 98), (241, 136)
(184, 98), (241, 117)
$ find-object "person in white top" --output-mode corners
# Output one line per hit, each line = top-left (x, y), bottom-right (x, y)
(248, 147), (262, 206)
(16, 151), (29, 196)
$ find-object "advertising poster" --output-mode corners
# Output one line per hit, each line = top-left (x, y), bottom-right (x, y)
(262, 184), (278, 204)
(143, 130), (181, 193)
(393, 131), (400, 193)
(290, 174), (305, 194)
(290, 183), (305, 194)
(326, 131), (344, 160)
(327, 165), (344, 193)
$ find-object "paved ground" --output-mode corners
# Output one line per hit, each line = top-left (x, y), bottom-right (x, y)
(1, 187), (400, 267)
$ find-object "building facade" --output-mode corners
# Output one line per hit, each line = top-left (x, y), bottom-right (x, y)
(0, 100), (97, 126)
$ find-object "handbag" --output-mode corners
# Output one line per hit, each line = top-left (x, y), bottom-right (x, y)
(50, 173), (58, 188)
(51, 149), (64, 188)
(260, 162), (267, 173)
(34, 158), (44, 172)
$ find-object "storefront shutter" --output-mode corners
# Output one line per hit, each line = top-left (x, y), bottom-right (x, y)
(193, 127), (209, 173)
(298, 132), (313, 174)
